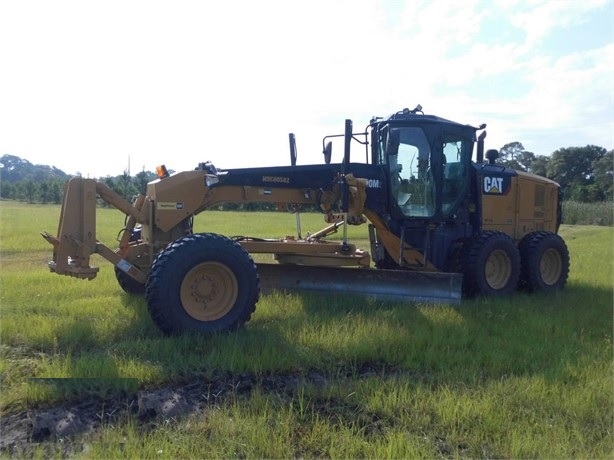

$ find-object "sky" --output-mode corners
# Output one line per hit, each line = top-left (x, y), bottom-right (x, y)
(1, 0), (612, 178)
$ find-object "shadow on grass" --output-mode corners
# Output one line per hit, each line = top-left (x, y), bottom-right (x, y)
(291, 282), (612, 382)
(5, 282), (610, 453)
(46, 281), (612, 394)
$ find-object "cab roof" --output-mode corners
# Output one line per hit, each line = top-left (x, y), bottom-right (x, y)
(381, 110), (479, 139)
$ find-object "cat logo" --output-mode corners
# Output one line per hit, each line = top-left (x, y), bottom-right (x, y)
(483, 176), (504, 194)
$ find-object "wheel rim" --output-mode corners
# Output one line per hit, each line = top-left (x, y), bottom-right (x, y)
(540, 248), (562, 286)
(485, 249), (512, 290)
(180, 262), (238, 321)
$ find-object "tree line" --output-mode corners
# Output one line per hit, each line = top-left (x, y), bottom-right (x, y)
(0, 170), (158, 205)
(496, 143), (612, 202)
(0, 161), (275, 210)
(1, 144), (612, 205)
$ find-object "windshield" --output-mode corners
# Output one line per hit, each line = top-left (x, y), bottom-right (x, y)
(379, 126), (470, 218)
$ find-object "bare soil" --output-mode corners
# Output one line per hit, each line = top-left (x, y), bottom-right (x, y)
(1, 363), (400, 458)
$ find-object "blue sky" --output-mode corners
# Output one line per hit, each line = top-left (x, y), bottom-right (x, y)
(1, 0), (612, 177)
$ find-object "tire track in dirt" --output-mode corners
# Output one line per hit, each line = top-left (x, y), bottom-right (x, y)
(2, 363), (403, 457)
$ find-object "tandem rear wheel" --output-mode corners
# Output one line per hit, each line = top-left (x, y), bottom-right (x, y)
(462, 231), (521, 297)
(145, 233), (259, 335)
(518, 231), (570, 292)
(461, 230), (569, 297)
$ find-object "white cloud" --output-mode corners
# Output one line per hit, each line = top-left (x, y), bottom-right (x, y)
(398, 0), (486, 47)
(507, 0), (610, 49)
(0, 0), (611, 177)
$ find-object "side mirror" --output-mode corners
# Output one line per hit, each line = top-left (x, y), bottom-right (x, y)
(386, 129), (400, 156)
(323, 141), (332, 164)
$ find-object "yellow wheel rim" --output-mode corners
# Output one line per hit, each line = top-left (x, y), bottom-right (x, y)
(180, 262), (238, 321)
(485, 249), (512, 290)
(540, 248), (562, 286)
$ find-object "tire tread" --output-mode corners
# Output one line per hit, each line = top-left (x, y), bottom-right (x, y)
(146, 233), (259, 335)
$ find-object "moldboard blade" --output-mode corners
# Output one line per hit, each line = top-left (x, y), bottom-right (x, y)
(256, 263), (462, 304)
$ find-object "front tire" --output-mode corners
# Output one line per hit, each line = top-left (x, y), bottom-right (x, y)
(462, 231), (520, 297)
(115, 266), (146, 295)
(146, 233), (259, 335)
(518, 231), (569, 292)
(114, 229), (146, 295)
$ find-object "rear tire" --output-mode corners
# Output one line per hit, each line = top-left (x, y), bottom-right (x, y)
(518, 231), (569, 292)
(146, 233), (259, 335)
(462, 231), (520, 297)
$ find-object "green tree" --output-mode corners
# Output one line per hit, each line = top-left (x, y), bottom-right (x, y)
(547, 145), (608, 201)
(134, 170), (153, 195)
(530, 155), (550, 177)
(592, 150), (613, 201)
(119, 170), (137, 201)
(23, 180), (38, 203)
(50, 180), (63, 204)
(498, 142), (535, 172)
(0, 181), (15, 199)
(38, 181), (51, 204)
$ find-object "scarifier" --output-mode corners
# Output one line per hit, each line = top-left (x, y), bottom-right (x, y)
(42, 106), (570, 334)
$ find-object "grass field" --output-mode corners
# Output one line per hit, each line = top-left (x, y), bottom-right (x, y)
(0, 201), (612, 458)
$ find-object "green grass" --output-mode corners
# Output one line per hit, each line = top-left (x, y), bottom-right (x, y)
(1, 201), (613, 458)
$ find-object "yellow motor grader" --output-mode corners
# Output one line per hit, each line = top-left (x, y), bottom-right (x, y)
(42, 106), (570, 334)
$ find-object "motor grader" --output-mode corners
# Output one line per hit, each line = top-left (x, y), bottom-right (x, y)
(42, 106), (570, 335)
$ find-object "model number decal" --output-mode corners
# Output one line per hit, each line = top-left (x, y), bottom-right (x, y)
(262, 176), (290, 184)
(157, 202), (184, 210)
(366, 179), (381, 189)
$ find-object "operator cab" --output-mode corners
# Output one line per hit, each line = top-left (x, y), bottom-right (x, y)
(371, 107), (476, 221)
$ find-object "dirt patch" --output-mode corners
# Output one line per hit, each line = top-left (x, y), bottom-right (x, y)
(1, 363), (399, 457)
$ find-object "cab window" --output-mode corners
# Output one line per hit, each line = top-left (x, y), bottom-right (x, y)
(386, 127), (435, 218)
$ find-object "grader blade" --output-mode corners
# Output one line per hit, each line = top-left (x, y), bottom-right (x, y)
(256, 264), (462, 304)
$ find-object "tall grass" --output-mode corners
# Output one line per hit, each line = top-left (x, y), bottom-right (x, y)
(563, 200), (613, 226)
(1, 201), (612, 458)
